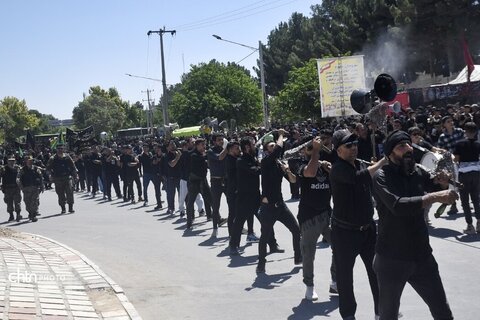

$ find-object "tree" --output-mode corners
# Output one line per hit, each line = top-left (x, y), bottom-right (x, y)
(72, 86), (128, 136)
(28, 109), (57, 134)
(169, 60), (262, 127)
(0, 97), (39, 143)
(275, 59), (321, 122)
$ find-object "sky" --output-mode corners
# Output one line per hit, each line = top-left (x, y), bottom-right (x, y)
(0, 0), (315, 120)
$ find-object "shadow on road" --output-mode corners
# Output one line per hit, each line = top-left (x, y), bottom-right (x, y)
(288, 296), (339, 320)
(429, 227), (463, 239)
(228, 254), (257, 268)
(456, 234), (480, 243)
(245, 266), (301, 291)
(198, 236), (229, 248)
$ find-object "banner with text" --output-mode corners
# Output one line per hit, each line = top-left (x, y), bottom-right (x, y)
(317, 55), (365, 117)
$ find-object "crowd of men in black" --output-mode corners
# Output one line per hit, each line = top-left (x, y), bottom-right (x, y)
(1, 101), (479, 319)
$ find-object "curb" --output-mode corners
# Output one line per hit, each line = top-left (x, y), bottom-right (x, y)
(24, 232), (143, 320)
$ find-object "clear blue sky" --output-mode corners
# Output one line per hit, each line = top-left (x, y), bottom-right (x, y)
(0, 0), (315, 119)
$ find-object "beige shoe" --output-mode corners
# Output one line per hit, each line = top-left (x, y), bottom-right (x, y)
(305, 286), (318, 301)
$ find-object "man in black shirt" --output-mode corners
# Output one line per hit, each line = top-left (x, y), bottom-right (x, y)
(102, 148), (122, 201)
(0, 156), (23, 221)
(224, 141), (241, 237)
(120, 145), (140, 204)
(186, 139), (214, 231)
(165, 140), (182, 215)
(257, 129), (301, 274)
(229, 137), (273, 255)
(138, 144), (160, 207)
(373, 130), (456, 320)
(330, 129), (386, 320)
(453, 122), (480, 234)
(88, 146), (103, 198)
(296, 136), (336, 301)
(207, 133), (228, 233)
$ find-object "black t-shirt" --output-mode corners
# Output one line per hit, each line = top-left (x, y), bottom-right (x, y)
(330, 158), (374, 226)
(296, 160), (331, 225)
(121, 154), (138, 177)
(454, 138), (480, 163)
(166, 152), (181, 178)
(225, 154), (238, 194)
(138, 152), (155, 174)
(261, 145), (286, 204)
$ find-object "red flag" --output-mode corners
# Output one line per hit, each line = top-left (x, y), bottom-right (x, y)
(463, 37), (475, 82)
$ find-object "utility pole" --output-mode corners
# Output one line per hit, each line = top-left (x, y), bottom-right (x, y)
(142, 89), (154, 134)
(258, 41), (269, 129)
(147, 27), (176, 126)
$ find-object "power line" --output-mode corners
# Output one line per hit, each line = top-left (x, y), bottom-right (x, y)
(174, 0), (272, 29)
(177, 0), (298, 32)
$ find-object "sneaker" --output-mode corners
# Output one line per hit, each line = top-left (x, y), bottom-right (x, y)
(16, 214), (23, 222)
(179, 210), (185, 217)
(198, 209), (205, 217)
(270, 246), (285, 254)
(138, 196), (144, 202)
(31, 217), (38, 223)
(294, 255), (303, 265)
(211, 229), (218, 238)
(305, 286), (318, 301)
(246, 233), (260, 242)
(154, 205), (162, 210)
(229, 246), (239, 256)
(206, 216), (212, 222)
(131, 199), (136, 204)
(8, 215), (14, 222)
(464, 224), (476, 235)
(218, 217), (227, 227)
(167, 209), (173, 215)
(61, 206), (66, 214)
(143, 201), (148, 207)
(329, 281), (338, 294)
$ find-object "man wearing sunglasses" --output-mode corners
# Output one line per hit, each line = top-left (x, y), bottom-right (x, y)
(330, 129), (387, 320)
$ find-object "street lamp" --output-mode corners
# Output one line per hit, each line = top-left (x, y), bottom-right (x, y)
(212, 35), (270, 129)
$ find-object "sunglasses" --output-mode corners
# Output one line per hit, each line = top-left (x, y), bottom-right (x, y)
(343, 141), (358, 149)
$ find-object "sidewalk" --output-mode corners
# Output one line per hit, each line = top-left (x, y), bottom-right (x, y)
(0, 228), (141, 320)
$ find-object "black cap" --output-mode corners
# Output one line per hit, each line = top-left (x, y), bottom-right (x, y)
(384, 130), (411, 156)
(332, 130), (356, 150)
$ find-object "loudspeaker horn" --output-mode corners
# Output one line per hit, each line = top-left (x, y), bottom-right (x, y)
(350, 73), (397, 114)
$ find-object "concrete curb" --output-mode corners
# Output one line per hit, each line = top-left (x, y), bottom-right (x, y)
(25, 232), (143, 320)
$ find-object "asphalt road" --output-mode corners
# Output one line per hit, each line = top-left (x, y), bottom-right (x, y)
(4, 180), (480, 319)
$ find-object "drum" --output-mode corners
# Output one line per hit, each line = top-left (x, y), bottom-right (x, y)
(420, 152), (443, 171)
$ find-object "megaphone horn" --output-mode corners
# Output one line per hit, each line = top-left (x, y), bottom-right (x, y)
(374, 73), (397, 102)
(350, 73), (397, 114)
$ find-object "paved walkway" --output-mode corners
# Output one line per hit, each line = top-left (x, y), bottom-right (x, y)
(0, 229), (141, 320)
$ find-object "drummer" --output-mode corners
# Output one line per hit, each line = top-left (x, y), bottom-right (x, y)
(408, 126), (446, 164)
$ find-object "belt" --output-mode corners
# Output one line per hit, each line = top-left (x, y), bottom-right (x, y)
(331, 216), (372, 231)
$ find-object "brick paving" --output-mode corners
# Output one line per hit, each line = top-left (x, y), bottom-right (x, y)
(0, 233), (141, 320)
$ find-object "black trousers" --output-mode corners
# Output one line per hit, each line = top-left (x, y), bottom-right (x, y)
(257, 201), (301, 263)
(226, 191), (237, 236)
(331, 223), (379, 319)
(105, 173), (121, 199)
(373, 253), (453, 320)
(229, 193), (274, 249)
(186, 178), (213, 227)
(458, 171), (480, 224)
(211, 178), (226, 221)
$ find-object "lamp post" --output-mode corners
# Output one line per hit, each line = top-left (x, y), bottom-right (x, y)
(212, 35), (270, 129)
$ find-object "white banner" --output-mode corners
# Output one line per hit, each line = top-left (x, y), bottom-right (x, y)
(317, 55), (365, 117)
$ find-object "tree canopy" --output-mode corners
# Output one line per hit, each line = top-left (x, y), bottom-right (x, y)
(0, 97), (40, 143)
(262, 0), (480, 95)
(169, 60), (262, 127)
